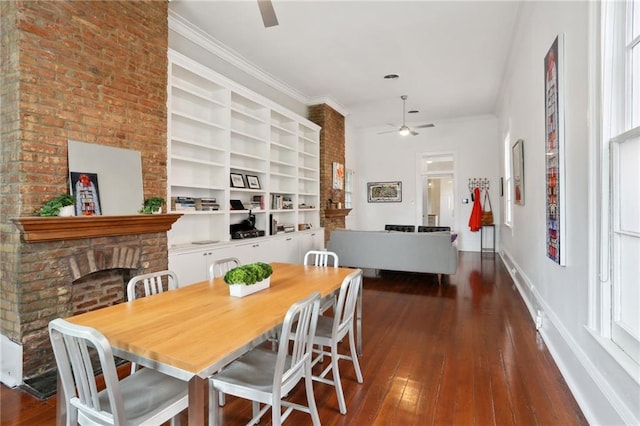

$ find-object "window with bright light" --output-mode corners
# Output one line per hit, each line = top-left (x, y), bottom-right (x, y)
(598, 0), (640, 364)
(503, 133), (513, 226)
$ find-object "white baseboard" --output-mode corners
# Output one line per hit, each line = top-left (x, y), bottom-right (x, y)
(0, 334), (22, 387)
(498, 249), (631, 425)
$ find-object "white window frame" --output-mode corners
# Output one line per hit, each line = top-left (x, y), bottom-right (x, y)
(503, 132), (513, 227)
(589, 0), (640, 372)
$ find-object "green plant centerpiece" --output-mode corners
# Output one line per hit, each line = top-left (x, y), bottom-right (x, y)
(39, 194), (76, 217)
(139, 197), (165, 214)
(224, 262), (273, 297)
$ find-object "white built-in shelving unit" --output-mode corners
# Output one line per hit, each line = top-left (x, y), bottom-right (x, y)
(167, 50), (321, 260)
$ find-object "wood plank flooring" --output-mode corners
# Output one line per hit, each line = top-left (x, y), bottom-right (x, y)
(1, 252), (587, 425)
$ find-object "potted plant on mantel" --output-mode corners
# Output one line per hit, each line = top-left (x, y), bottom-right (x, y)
(39, 194), (76, 217)
(223, 262), (273, 297)
(139, 197), (165, 214)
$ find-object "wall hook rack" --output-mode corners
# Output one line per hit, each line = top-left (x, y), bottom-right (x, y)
(468, 178), (490, 193)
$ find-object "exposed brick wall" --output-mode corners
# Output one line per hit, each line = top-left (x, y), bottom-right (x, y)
(308, 104), (346, 242)
(0, 1), (169, 380)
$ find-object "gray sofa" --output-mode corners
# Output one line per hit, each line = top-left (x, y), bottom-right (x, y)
(327, 228), (458, 280)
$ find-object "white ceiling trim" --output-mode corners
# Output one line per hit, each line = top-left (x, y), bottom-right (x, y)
(307, 96), (349, 117)
(170, 11), (345, 113)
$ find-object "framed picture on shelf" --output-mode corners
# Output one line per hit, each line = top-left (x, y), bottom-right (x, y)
(246, 175), (261, 189)
(230, 173), (245, 188)
(367, 181), (402, 203)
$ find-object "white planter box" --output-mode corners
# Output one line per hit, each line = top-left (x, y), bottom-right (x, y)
(228, 277), (270, 297)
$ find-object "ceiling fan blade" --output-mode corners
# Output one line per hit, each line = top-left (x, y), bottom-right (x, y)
(257, 0), (279, 27)
(377, 129), (399, 135)
(410, 130), (419, 136)
(414, 123), (435, 129)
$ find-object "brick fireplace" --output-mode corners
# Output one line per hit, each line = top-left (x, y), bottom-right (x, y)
(0, 1), (170, 387)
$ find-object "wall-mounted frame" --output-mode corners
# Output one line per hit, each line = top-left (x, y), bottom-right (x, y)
(230, 173), (245, 188)
(512, 139), (525, 205)
(332, 162), (344, 190)
(367, 181), (402, 203)
(246, 175), (261, 189)
(544, 34), (566, 266)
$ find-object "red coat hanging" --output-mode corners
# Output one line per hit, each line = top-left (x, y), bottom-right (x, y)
(468, 187), (482, 232)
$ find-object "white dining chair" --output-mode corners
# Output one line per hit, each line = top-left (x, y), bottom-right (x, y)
(309, 268), (364, 415)
(303, 250), (339, 268)
(208, 257), (240, 280)
(208, 291), (322, 426)
(49, 318), (188, 426)
(303, 250), (339, 313)
(125, 270), (179, 374)
(126, 270), (178, 302)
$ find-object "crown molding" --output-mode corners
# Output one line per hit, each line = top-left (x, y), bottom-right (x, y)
(169, 11), (324, 108)
(307, 96), (349, 117)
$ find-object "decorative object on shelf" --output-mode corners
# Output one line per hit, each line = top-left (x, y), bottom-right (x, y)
(332, 162), (344, 190)
(544, 34), (565, 266)
(223, 262), (273, 297)
(512, 139), (525, 205)
(230, 173), (246, 188)
(367, 181), (402, 203)
(71, 172), (102, 216)
(139, 197), (165, 214)
(246, 175), (261, 189)
(39, 194), (76, 217)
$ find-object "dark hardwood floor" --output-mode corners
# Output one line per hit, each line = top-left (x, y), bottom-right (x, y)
(1, 252), (587, 425)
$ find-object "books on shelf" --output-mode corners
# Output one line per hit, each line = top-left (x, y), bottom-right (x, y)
(172, 197), (220, 211)
(271, 194), (293, 210)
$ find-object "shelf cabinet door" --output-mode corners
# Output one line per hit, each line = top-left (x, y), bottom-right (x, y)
(169, 250), (209, 286)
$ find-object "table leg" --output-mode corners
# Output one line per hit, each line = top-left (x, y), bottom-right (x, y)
(188, 375), (207, 425)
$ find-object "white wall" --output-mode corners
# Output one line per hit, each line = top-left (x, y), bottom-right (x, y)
(345, 116), (500, 252)
(496, 1), (638, 424)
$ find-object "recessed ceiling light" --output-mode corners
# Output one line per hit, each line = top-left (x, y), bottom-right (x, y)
(383, 74), (399, 80)
(408, 110), (419, 114)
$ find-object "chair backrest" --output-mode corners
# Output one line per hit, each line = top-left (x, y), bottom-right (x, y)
(126, 270), (178, 301)
(208, 257), (241, 280)
(49, 318), (126, 425)
(385, 224), (415, 232)
(274, 291), (321, 397)
(331, 269), (363, 341)
(303, 250), (339, 268)
(417, 226), (451, 232)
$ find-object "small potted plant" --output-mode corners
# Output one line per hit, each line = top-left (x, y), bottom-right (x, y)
(39, 194), (76, 217)
(224, 262), (273, 297)
(139, 197), (165, 214)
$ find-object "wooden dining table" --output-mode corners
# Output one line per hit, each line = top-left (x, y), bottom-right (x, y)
(63, 262), (360, 425)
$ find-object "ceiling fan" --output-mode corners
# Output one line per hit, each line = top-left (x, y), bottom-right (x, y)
(257, 0), (279, 28)
(378, 95), (435, 136)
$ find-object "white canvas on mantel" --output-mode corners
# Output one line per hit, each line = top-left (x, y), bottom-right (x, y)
(68, 140), (144, 215)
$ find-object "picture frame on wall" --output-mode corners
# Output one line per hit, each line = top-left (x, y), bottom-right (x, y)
(332, 162), (344, 190)
(512, 139), (525, 205)
(230, 173), (245, 188)
(246, 175), (261, 189)
(367, 181), (402, 203)
(544, 34), (566, 266)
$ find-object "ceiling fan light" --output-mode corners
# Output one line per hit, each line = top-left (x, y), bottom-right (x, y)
(399, 127), (411, 136)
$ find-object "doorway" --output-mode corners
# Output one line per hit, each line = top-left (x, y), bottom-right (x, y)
(418, 154), (455, 229)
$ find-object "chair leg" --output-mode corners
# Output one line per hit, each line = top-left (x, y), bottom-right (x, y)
(209, 386), (221, 426)
(305, 365), (322, 426)
(331, 341), (347, 415)
(349, 328), (363, 383)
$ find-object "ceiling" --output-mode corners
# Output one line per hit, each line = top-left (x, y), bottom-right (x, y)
(169, 0), (522, 130)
